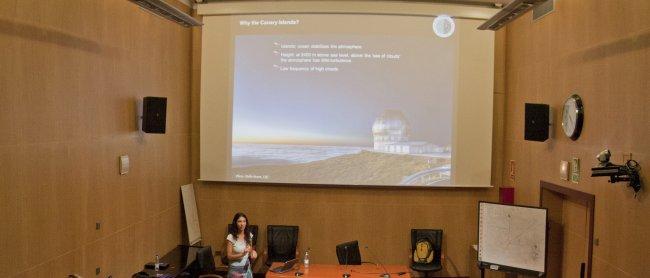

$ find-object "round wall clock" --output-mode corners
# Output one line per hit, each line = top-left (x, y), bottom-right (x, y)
(561, 94), (584, 140)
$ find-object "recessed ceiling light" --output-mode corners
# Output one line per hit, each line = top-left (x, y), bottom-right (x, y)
(432, 14), (456, 38)
(433, 15), (455, 38)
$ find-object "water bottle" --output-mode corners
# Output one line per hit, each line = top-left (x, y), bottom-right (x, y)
(303, 248), (310, 268)
(154, 254), (160, 271)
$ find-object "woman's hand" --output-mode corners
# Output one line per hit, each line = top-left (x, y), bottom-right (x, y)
(245, 245), (257, 259)
(227, 241), (249, 260)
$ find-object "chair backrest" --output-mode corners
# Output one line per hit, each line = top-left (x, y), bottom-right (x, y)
(221, 224), (258, 265)
(410, 229), (442, 266)
(266, 225), (299, 265)
(196, 245), (217, 275)
(336, 240), (362, 265)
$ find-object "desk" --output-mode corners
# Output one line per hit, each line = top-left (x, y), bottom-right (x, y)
(266, 263), (411, 278)
(136, 245), (202, 278)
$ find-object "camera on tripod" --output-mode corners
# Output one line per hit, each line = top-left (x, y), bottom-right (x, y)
(590, 149), (642, 193)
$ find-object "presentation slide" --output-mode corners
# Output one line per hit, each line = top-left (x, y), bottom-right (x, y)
(232, 34), (454, 185)
(200, 11), (494, 187)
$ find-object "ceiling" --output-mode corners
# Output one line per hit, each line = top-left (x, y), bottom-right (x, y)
(415, 0), (513, 8)
(195, 0), (513, 7)
(429, 0), (510, 4)
(465, 0), (511, 4)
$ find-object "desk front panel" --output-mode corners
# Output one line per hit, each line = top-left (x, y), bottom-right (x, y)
(266, 263), (411, 278)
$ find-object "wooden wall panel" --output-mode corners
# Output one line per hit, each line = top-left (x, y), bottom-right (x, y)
(189, 11), (506, 278)
(0, 0), (192, 277)
(503, 0), (650, 277)
(194, 183), (497, 276)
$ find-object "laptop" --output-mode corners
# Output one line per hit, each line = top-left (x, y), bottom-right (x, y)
(269, 258), (300, 273)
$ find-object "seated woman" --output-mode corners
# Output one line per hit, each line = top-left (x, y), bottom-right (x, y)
(226, 212), (257, 278)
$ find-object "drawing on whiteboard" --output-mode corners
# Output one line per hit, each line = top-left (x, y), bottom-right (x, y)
(478, 202), (547, 274)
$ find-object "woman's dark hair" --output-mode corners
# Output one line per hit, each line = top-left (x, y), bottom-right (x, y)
(229, 212), (251, 244)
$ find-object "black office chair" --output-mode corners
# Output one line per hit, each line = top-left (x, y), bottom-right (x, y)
(410, 229), (443, 278)
(131, 271), (149, 278)
(195, 246), (224, 278)
(336, 240), (362, 265)
(220, 224), (259, 266)
(265, 225), (300, 266)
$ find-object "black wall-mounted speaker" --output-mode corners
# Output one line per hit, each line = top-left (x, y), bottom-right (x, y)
(142, 97), (167, 134)
(525, 103), (550, 142)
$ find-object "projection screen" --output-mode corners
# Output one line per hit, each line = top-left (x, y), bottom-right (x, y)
(199, 1), (496, 187)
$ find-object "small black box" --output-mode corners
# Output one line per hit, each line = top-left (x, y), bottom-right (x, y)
(524, 103), (550, 142)
(142, 97), (167, 133)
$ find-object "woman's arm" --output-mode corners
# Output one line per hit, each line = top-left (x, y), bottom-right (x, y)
(226, 241), (248, 261)
(248, 244), (258, 260)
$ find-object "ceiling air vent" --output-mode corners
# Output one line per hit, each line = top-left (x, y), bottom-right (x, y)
(478, 0), (547, 30)
(129, 0), (202, 27)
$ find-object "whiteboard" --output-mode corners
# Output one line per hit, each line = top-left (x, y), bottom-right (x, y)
(478, 202), (547, 274)
(181, 184), (202, 246)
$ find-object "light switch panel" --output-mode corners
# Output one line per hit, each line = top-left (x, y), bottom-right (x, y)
(560, 160), (569, 181)
(570, 157), (580, 183)
(120, 155), (129, 175)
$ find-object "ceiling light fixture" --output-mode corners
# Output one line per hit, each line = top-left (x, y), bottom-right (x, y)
(129, 0), (202, 27)
(433, 15), (455, 38)
(478, 0), (546, 31)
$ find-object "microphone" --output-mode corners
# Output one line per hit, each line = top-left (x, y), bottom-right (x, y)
(364, 245), (390, 278)
(343, 246), (351, 278)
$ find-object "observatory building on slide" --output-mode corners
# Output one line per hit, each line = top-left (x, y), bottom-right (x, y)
(372, 110), (440, 154)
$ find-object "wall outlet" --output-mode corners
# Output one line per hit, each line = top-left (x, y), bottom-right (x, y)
(570, 157), (580, 183)
(95, 222), (101, 230)
(509, 160), (516, 181)
(95, 267), (101, 275)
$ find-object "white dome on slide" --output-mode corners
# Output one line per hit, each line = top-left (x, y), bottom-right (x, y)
(372, 110), (411, 139)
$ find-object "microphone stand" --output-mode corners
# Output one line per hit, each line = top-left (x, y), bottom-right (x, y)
(343, 246), (351, 278)
(364, 246), (390, 278)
